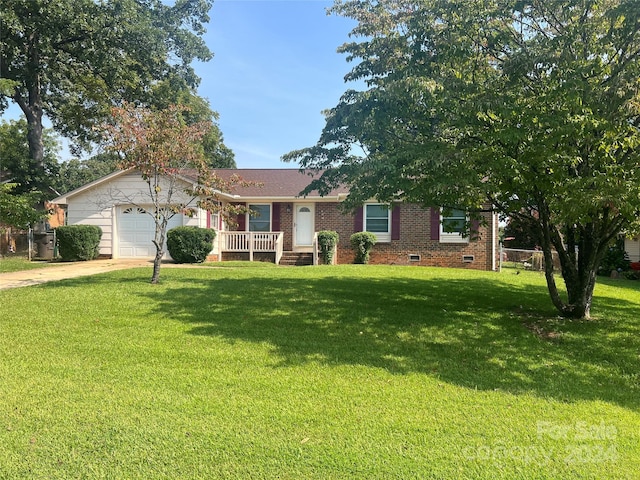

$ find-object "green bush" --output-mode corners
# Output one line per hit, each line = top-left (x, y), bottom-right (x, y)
(598, 240), (630, 276)
(350, 232), (377, 264)
(167, 226), (216, 264)
(317, 230), (339, 265)
(56, 225), (102, 261)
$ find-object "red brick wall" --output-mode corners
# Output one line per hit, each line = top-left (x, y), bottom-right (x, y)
(222, 252), (276, 262)
(279, 203), (294, 251)
(315, 202), (496, 270)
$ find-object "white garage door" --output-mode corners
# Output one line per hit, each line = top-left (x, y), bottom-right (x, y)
(117, 206), (182, 258)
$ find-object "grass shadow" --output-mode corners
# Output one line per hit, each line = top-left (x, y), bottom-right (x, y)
(134, 268), (640, 410)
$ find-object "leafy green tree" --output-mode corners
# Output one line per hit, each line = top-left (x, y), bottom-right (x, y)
(285, 0), (640, 319)
(0, 119), (59, 229)
(0, 119), (60, 198)
(503, 215), (542, 251)
(0, 184), (46, 229)
(150, 82), (236, 169)
(1, 0), (213, 171)
(0, 119), (59, 228)
(54, 153), (120, 194)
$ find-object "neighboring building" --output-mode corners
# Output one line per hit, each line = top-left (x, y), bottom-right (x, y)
(51, 168), (499, 270)
(625, 236), (640, 263)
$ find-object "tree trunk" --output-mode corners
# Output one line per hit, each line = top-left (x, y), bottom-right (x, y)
(13, 91), (45, 170)
(150, 215), (168, 284)
(151, 249), (163, 284)
(13, 31), (46, 170)
(26, 109), (45, 168)
(536, 201), (607, 320)
(540, 242), (596, 319)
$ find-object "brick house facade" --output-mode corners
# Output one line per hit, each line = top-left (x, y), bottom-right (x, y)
(225, 199), (497, 270)
(215, 169), (499, 271)
(51, 168), (499, 270)
(326, 203), (495, 270)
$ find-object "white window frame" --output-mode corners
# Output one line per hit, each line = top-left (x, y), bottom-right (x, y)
(364, 203), (391, 243)
(440, 208), (469, 244)
(209, 211), (220, 231)
(248, 203), (271, 232)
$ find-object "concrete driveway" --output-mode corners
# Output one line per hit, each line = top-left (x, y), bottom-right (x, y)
(0, 259), (154, 290)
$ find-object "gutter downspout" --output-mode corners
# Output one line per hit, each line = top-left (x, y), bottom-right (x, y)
(492, 212), (497, 271)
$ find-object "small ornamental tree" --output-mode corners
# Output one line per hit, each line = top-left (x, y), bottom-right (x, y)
(102, 103), (247, 284)
(350, 232), (377, 264)
(317, 230), (339, 265)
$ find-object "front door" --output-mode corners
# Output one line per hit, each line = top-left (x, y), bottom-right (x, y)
(294, 204), (314, 248)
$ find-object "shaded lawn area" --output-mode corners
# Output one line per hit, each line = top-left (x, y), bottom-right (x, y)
(1, 265), (639, 479)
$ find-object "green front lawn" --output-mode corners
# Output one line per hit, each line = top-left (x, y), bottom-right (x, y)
(0, 257), (53, 273)
(1, 265), (638, 479)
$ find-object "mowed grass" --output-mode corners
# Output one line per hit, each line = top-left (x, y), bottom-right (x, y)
(1, 264), (639, 479)
(0, 257), (53, 273)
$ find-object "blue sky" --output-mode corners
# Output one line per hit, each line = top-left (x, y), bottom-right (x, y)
(3, 0), (359, 169)
(202, 0), (357, 168)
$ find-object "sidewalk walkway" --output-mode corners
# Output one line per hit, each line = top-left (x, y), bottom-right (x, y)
(0, 259), (153, 290)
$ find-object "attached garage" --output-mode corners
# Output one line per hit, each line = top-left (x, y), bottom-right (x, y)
(116, 206), (182, 258)
(51, 171), (206, 259)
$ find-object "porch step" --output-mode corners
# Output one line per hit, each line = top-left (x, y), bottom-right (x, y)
(279, 252), (313, 266)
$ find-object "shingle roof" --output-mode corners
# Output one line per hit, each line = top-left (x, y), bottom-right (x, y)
(209, 169), (349, 199)
(52, 168), (349, 205)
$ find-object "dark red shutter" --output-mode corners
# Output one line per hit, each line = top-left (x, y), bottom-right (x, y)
(391, 204), (401, 240)
(235, 203), (246, 231)
(471, 217), (480, 240)
(430, 207), (440, 240)
(272, 203), (281, 232)
(354, 206), (363, 232)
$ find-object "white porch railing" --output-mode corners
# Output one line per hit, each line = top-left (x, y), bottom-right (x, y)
(312, 232), (319, 266)
(219, 232), (283, 263)
(275, 233), (284, 265)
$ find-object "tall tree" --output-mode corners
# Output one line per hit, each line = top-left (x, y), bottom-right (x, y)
(150, 82), (237, 168)
(101, 103), (245, 284)
(0, 0), (213, 171)
(54, 153), (120, 194)
(285, 0), (640, 319)
(0, 119), (60, 227)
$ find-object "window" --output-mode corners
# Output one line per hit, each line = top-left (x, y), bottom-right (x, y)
(364, 203), (391, 242)
(209, 212), (220, 230)
(440, 208), (468, 243)
(123, 207), (146, 215)
(208, 202), (221, 230)
(248, 204), (271, 232)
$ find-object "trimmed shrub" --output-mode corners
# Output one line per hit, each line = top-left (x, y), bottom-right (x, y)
(350, 231), (377, 264)
(597, 240), (630, 276)
(317, 230), (339, 265)
(623, 270), (640, 281)
(56, 225), (102, 261)
(167, 226), (216, 264)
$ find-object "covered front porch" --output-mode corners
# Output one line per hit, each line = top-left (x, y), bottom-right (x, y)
(217, 231), (327, 266)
